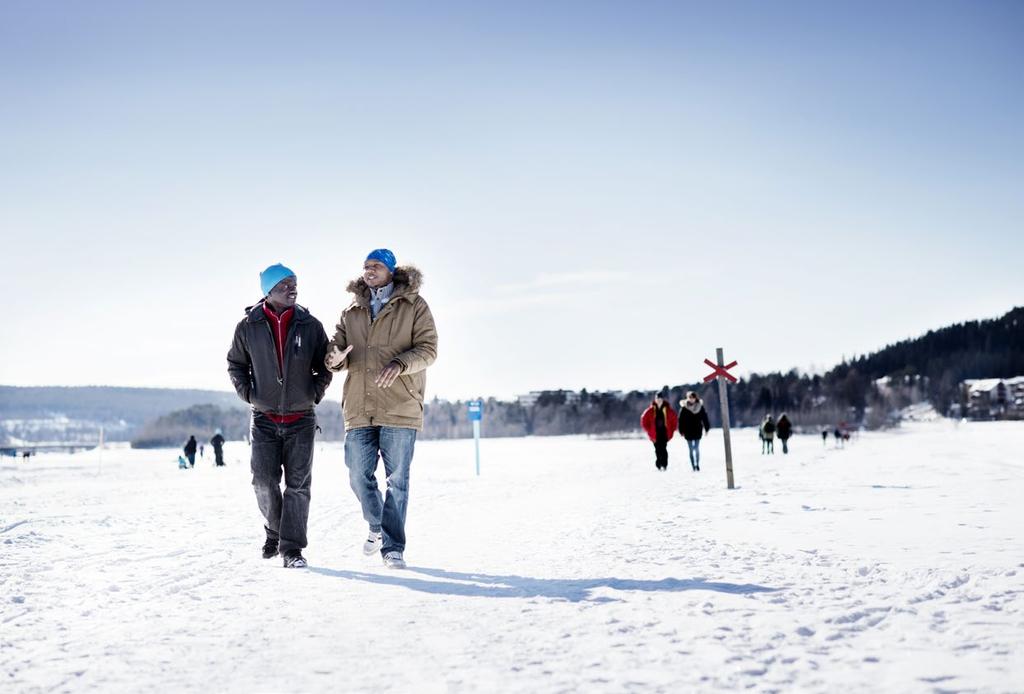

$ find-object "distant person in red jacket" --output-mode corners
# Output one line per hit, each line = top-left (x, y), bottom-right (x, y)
(641, 388), (678, 471)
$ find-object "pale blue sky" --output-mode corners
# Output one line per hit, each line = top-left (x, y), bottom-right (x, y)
(2, 1), (1022, 400)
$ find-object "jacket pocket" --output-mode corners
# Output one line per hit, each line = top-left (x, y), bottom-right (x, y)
(341, 372), (355, 420)
(385, 374), (423, 417)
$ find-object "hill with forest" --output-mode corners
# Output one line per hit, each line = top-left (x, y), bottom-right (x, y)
(836, 305), (1024, 414)
(0, 386), (241, 445)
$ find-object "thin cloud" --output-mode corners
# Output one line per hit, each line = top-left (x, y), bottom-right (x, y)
(494, 271), (632, 294)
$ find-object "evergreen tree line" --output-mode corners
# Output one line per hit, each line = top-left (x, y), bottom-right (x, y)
(129, 378), (899, 446)
(131, 307), (1022, 445)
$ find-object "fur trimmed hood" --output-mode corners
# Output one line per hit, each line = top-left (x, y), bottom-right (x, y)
(683, 399), (704, 415)
(346, 265), (423, 308)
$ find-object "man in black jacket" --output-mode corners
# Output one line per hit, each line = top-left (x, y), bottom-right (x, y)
(776, 414), (793, 454)
(210, 429), (226, 466)
(227, 263), (332, 568)
(183, 435), (198, 468)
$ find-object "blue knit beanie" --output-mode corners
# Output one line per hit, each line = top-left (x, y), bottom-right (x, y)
(259, 263), (296, 296)
(365, 248), (397, 273)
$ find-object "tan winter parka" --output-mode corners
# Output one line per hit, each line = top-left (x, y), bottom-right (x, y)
(326, 266), (438, 431)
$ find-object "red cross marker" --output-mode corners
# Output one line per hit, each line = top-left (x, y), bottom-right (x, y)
(703, 358), (738, 383)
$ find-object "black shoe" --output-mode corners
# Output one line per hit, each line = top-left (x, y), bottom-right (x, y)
(262, 538), (279, 559)
(282, 551), (307, 568)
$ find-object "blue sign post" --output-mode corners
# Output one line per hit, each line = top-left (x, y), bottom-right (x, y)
(467, 400), (483, 476)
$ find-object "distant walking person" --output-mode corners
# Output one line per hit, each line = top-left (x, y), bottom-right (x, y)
(776, 413), (793, 455)
(325, 249), (438, 570)
(822, 429), (829, 447)
(641, 388), (677, 471)
(210, 429), (226, 467)
(183, 435), (197, 468)
(227, 263), (333, 568)
(834, 427), (844, 448)
(678, 391), (711, 471)
(760, 415), (776, 454)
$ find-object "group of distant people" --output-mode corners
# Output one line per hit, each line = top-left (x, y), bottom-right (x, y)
(180, 430), (226, 468)
(640, 391), (806, 468)
(822, 427), (852, 448)
(758, 413), (793, 455)
(640, 389), (711, 471)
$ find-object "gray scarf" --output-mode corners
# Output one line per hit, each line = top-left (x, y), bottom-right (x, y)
(369, 282), (394, 321)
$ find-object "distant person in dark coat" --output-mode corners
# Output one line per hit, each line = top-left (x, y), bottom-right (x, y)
(760, 415), (775, 455)
(183, 435), (197, 468)
(678, 391), (711, 471)
(822, 429), (829, 446)
(210, 429), (226, 467)
(776, 414), (793, 454)
(834, 427), (844, 448)
(641, 389), (678, 471)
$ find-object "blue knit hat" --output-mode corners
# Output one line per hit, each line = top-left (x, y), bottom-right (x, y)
(365, 248), (396, 273)
(259, 263), (296, 296)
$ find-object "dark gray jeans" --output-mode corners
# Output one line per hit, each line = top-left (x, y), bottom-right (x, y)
(250, 411), (316, 554)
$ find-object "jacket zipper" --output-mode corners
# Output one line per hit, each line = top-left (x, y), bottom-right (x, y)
(263, 312), (291, 416)
(366, 307), (373, 423)
(280, 316), (298, 416)
(364, 293), (401, 423)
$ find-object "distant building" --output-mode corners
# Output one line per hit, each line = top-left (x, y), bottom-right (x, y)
(516, 392), (542, 407)
(515, 390), (584, 407)
(963, 377), (1024, 420)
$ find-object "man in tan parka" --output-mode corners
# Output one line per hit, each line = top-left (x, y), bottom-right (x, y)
(325, 248), (437, 569)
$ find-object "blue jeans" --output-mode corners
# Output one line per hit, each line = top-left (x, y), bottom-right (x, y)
(344, 426), (417, 555)
(686, 439), (701, 467)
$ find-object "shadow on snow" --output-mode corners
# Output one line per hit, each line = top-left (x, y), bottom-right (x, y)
(308, 566), (778, 603)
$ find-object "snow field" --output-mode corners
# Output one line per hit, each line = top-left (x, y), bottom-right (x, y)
(2, 420), (1022, 692)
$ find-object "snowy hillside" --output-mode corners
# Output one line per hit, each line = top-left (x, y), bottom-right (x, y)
(0, 386), (243, 444)
(2, 421), (1022, 692)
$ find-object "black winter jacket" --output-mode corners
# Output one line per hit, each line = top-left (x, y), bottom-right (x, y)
(678, 404), (711, 440)
(227, 301), (332, 414)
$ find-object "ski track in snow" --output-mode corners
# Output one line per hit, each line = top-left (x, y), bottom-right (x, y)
(1, 420), (1022, 692)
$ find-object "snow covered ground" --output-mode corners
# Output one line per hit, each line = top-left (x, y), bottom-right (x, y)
(2, 420), (1022, 693)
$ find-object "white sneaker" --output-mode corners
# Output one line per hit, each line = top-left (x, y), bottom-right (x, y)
(362, 531), (382, 556)
(382, 551), (406, 569)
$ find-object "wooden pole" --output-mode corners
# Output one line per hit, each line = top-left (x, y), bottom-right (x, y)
(716, 347), (735, 489)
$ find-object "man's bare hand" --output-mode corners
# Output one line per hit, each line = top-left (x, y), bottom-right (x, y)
(376, 361), (403, 388)
(326, 344), (353, 369)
